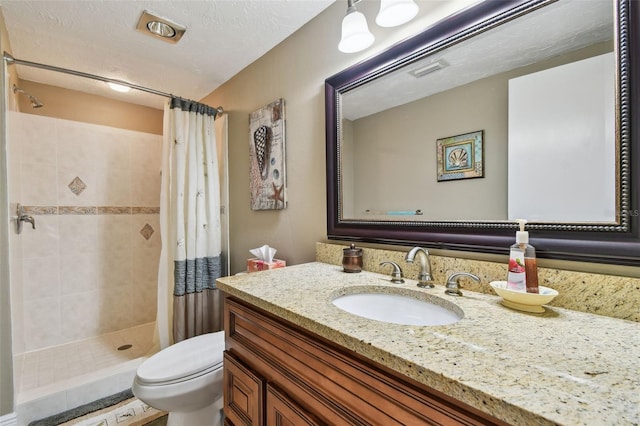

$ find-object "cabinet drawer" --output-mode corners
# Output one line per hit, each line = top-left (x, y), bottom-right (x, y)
(224, 352), (265, 426)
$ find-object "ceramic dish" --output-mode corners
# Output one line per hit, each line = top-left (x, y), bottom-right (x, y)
(489, 281), (559, 313)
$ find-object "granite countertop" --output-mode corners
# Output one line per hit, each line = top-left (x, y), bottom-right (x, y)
(216, 262), (640, 426)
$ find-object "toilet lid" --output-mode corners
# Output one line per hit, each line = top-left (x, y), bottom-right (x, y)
(136, 331), (225, 385)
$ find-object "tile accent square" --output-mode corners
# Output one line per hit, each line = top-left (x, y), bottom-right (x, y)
(68, 176), (87, 196)
(140, 224), (154, 240)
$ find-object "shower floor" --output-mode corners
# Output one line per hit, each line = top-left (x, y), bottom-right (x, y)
(14, 322), (157, 425)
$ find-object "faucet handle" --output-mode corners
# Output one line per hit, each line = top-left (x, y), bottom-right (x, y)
(380, 261), (404, 284)
(445, 272), (480, 296)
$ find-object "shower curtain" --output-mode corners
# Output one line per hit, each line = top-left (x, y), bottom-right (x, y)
(157, 97), (223, 346)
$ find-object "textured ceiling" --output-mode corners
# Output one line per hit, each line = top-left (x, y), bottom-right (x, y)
(0, 0), (336, 109)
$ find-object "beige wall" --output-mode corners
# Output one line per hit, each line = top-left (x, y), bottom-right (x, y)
(201, 0), (480, 274)
(353, 77), (508, 220)
(16, 80), (162, 135)
(341, 119), (355, 218)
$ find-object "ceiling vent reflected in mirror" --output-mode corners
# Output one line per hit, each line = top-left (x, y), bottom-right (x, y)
(409, 59), (448, 78)
(136, 10), (186, 44)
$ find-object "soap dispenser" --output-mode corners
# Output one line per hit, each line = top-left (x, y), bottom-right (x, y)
(507, 219), (538, 293)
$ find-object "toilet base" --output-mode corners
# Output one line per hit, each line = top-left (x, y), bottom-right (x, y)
(166, 396), (223, 426)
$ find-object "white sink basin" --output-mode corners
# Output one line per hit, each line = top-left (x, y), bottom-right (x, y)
(332, 292), (462, 326)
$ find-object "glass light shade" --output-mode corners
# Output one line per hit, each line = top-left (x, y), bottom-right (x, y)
(376, 0), (419, 27)
(338, 10), (374, 53)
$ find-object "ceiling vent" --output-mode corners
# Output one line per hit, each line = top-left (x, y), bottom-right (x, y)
(409, 59), (448, 78)
(136, 10), (186, 44)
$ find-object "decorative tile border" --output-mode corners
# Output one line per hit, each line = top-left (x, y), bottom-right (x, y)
(98, 207), (131, 215)
(132, 207), (160, 214)
(22, 206), (58, 215)
(22, 205), (160, 215)
(59, 206), (97, 215)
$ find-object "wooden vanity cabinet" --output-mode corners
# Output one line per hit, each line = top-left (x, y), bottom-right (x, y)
(223, 297), (507, 426)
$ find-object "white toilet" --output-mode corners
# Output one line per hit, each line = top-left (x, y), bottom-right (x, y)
(132, 331), (226, 426)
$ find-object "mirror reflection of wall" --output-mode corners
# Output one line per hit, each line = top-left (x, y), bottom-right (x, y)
(508, 52), (615, 222)
(340, 0), (614, 222)
(341, 118), (355, 218)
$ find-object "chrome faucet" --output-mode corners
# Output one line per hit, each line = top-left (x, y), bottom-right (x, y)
(404, 247), (434, 288)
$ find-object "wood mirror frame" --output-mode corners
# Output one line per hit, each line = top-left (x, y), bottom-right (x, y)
(325, 0), (639, 265)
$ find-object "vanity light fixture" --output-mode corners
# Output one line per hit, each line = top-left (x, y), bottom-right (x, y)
(338, 0), (375, 53)
(338, 0), (419, 53)
(376, 0), (419, 27)
(136, 10), (186, 44)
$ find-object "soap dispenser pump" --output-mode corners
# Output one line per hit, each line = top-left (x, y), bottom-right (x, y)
(507, 219), (538, 293)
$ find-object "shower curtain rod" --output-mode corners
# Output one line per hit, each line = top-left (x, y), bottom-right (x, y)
(3, 52), (224, 116)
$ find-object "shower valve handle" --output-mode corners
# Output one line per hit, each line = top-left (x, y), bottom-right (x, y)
(16, 204), (36, 234)
(20, 214), (36, 229)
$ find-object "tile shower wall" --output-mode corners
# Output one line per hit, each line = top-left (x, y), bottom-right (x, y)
(7, 112), (162, 353)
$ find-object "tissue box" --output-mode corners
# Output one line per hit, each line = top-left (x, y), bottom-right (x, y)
(247, 258), (286, 273)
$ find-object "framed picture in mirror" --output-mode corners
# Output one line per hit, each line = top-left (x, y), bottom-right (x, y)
(436, 130), (484, 182)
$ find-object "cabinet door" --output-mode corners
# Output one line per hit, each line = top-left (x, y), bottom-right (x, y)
(224, 352), (265, 426)
(266, 384), (321, 426)
(225, 297), (507, 426)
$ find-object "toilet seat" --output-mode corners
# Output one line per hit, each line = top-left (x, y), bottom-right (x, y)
(136, 331), (225, 386)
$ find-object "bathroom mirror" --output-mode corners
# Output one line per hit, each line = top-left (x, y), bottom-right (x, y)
(325, 0), (640, 265)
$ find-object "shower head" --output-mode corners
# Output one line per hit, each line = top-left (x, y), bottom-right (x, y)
(12, 84), (43, 108)
(30, 97), (43, 109)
